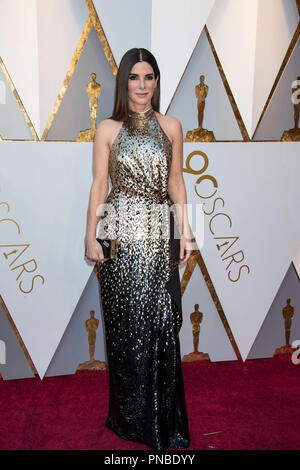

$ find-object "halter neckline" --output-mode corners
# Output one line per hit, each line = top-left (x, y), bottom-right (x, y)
(127, 106), (154, 119)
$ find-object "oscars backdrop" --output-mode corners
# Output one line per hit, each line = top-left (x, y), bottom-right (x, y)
(0, 0), (300, 380)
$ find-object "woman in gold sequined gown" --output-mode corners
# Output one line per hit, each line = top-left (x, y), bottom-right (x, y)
(85, 48), (192, 451)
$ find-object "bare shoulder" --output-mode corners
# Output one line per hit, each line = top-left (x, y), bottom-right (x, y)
(154, 112), (182, 143)
(96, 118), (120, 134)
(95, 118), (123, 147)
(155, 112), (181, 128)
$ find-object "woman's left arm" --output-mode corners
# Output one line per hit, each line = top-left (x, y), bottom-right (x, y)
(167, 117), (194, 264)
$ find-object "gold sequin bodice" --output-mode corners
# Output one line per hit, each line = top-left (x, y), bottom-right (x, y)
(109, 106), (172, 202)
(98, 106), (174, 241)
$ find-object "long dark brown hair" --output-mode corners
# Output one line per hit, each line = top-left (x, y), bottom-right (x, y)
(109, 48), (160, 121)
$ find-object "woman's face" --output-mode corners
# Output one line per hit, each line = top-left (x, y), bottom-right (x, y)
(127, 61), (158, 110)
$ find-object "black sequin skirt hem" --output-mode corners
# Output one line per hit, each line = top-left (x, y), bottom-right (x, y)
(105, 419), (190, 451)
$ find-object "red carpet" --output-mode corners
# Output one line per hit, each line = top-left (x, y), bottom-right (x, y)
(0, 355), (299, 450)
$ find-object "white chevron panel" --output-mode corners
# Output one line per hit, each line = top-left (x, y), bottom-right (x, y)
(151, 0), (216, 114)
(184, 142), (300, 361)
(207, 0), (299, 138)
(92, 0), (152, 66)
(252, 0), (299, 137)
(0, 141), (94, 378)
(206, 0), (258, 137)
(0, 0), (89, 139)
(37, 0), (89, 138)
(0, 0), (39, 137)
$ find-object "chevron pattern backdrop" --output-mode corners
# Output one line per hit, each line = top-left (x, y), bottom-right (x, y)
(0, 0), (300, 380)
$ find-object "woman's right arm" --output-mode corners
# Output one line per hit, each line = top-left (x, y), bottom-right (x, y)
(85, 120), (111, 263)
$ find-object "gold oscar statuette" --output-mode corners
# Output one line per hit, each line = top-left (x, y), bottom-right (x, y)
(182, 304), (210, 362)
(77, 73), (101, 142)
(281, 76), (300, 141)
(185, 75), (215, 142)
(77, 310), (106, 370)
(274, 298), (297, 356)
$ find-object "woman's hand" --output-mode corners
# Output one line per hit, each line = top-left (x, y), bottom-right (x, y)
(85, 238), (109, 264)
(179, 236), (193, 265)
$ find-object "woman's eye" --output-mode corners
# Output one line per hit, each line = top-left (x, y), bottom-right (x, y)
(128, 75), (154, 80)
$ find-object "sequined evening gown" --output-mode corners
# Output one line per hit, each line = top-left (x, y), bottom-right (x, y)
(97, 106), (190, 451)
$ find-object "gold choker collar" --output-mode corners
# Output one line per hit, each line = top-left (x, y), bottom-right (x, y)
(127, 106), (154, 119)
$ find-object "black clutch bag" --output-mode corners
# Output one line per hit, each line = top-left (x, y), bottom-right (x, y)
(96, 238), (118, 260)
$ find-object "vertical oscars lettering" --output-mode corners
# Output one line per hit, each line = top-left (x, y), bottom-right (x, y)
(0, 202), (45, 293)
(183, 150), (250, 283)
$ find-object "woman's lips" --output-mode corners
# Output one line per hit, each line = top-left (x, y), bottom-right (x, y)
(136, 93), (148, 96)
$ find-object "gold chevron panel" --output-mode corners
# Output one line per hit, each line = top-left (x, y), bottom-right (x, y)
(41, 16), (93, 141)
(0, 57), (39, 141)
(85, 0), (118, 76)
(180, 249), (243, 361)
(253, 22), (300, 139)
(0, 295), (37, 376)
